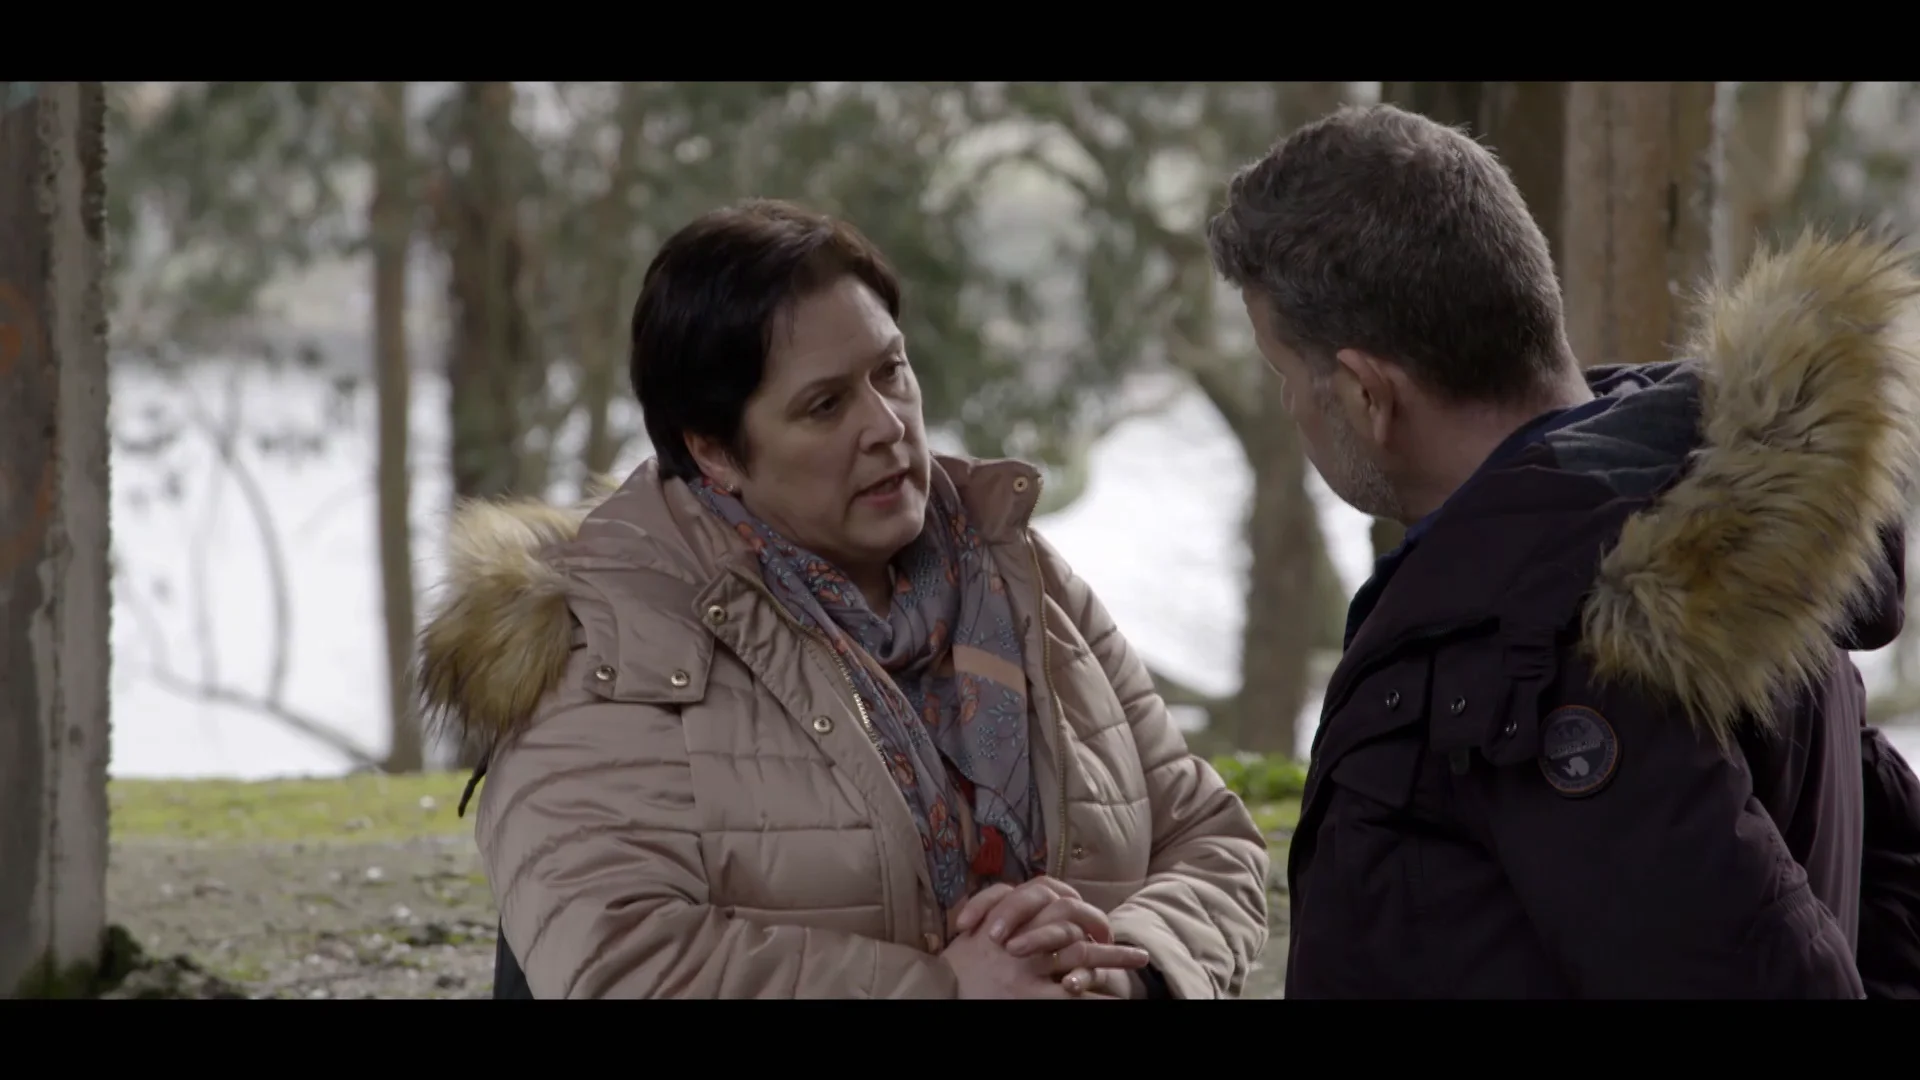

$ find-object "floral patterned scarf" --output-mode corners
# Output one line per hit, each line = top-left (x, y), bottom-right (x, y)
(691, 466), (1046, 917)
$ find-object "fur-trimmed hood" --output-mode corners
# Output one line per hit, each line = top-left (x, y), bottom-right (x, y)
(414, 230), (1920, 756)
(1571, 228), (1920, 745)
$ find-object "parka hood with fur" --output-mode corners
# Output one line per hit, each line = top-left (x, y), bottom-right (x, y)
(1562, 229), (1920, 745)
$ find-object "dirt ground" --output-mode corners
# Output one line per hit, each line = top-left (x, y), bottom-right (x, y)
(104, 833), (1289, 999)
(105, 835), (499, 999)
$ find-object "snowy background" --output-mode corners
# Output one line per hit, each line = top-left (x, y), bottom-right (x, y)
(106, 360), (1920, 781)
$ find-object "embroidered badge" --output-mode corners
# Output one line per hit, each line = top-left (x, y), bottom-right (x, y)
(1537, 705), (1619, 797)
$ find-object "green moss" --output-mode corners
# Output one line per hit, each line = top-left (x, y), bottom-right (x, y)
(13, 953), (99, 999)
(12, 924), (141, 998)
(1251, 798), (1300, 837)
(216, 957), (270, 984)
(1212, 752), (1307, 804)
(109, 772), (473, 845)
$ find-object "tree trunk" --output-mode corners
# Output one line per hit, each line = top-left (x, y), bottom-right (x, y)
(0, 81), (111, 998)
(1670, 82), (1718, 295)
(579, 83), (647, 482)
(1480, 82), (1570, 279)
(371, 82), (422, 775)
(1235, 370), (1323, 757)
(1382, 81), (1483, 130)
(1562, 82), (1718, 370)
(1714, 82), (1810, 279)
(1225, 81), (1354, 760)
(440, 82), (541, 506)
(435, 82), (540, 770)
(579, 328), (620, 480)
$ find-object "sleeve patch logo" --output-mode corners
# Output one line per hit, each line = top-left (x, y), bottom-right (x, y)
(1538, 705), (1619, 797)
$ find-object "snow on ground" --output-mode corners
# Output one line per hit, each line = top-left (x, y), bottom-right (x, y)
(105, 363), (1920, 779)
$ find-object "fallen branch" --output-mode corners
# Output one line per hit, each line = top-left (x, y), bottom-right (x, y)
(145, 667), (383, 771)
(115, 497), (383, 773)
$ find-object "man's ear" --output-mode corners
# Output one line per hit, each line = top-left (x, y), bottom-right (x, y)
(685, 433), (741, 492)
(1333, 348), (1397, 448)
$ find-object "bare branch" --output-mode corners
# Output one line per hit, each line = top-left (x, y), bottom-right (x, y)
(1091, 379), (1189, 434)
(288, 477), (371, 538)
(996, 91), (1255, 447)
(1060, 84), (1211, 262)
(115, 564), (383, 770)
(174, 373), (297, 703)
(1155, 260), (1259, 445)
(1165, 324), (1258, 446)
(145, 667), (383, 771)
(187, 426), (225, 689)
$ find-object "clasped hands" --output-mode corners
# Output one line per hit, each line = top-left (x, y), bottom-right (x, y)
(940, 876), (1152, 999)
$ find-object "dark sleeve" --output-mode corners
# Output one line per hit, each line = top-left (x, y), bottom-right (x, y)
(1474, 680), (1864, 998)
(1136, 964), (1173, 999)
(1860, 726), (1920, 999)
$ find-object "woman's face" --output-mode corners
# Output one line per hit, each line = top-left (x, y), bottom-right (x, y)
(692, 275), (931, 575)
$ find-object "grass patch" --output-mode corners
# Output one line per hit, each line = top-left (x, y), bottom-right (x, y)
(1211, 752), (1306, 805)
(1214, 750), (1304, 857)
(1250, 798), (1300, 837)
(108, 765), (1304, 849)
(110, 772), (475, 845)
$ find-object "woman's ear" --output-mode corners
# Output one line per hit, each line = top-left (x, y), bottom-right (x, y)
(684, 433), (740, 492)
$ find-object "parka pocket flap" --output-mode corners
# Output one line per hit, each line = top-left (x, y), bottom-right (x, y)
(1428, 625), (1560, 767)
(1328, 736), (1425, 813)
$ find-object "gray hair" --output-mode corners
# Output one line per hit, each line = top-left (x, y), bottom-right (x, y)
(1206, 103), (1572, 405)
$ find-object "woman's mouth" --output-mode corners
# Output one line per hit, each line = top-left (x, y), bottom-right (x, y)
(855, 471), (908, 505)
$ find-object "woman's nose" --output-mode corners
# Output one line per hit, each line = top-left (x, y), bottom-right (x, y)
(861, 395), (907, 446)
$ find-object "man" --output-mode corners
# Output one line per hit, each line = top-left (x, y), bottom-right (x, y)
(1206, 103), (1920, 998)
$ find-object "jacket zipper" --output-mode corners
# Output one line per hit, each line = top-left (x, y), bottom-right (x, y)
(1021, 473), (1073, 880)
(745, 581), (884, 749)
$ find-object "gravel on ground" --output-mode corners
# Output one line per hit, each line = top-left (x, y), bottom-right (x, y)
(104, 834), (498, 999)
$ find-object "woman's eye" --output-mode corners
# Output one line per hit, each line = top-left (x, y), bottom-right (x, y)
(811, 395), (839, 417)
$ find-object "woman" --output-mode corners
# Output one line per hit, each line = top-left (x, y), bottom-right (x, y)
(417, 199), (1270, 999)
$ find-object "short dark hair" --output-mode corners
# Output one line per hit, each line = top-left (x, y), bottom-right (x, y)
(1206, 103), (1572, 405)
(630, 198), (903, 481)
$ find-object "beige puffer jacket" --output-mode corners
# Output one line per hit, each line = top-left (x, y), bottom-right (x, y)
(418, 454), (1270, 998)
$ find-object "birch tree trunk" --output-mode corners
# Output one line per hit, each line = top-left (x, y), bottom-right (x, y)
(0, 80), (112, 997)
